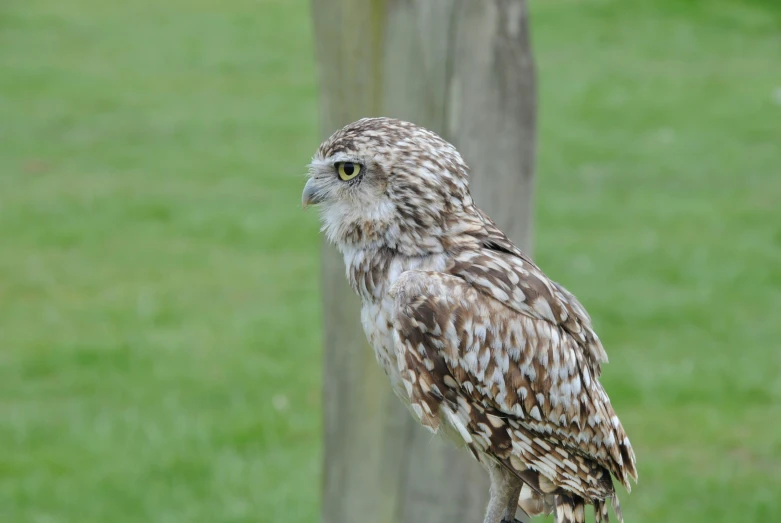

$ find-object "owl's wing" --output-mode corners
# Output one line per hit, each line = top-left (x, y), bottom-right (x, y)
(473, 209), (609, 372)
(388, 268), (637, 500)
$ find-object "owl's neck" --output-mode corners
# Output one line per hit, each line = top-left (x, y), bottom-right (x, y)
(338, 207), (488, 303)
(341, 244), (448, 303)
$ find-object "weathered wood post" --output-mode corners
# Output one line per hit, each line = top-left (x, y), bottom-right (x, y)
(311, 1), (536, 522)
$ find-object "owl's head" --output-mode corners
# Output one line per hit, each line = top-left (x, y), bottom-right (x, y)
(303, 117), (479, 256)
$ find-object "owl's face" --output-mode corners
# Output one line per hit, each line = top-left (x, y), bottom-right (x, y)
(303, 117), (474, 255)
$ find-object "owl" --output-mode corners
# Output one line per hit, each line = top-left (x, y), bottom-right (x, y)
(303, 117), (637, 523)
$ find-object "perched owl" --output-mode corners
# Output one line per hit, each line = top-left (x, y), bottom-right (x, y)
(303, 118), (637, 523)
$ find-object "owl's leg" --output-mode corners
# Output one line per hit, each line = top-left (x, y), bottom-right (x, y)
(483, 463), (523, 523)
(501, 482), (526, 523)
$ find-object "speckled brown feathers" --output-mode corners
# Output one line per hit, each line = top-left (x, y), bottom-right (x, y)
(305, 118), (637, 523)
(389, 268), (633, 517)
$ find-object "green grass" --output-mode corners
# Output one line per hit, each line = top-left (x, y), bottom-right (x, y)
(1, 0), (779, 522)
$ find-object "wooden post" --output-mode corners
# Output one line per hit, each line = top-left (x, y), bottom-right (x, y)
(311, 1), (536, 522)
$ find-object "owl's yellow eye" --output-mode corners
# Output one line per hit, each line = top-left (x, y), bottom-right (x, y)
(336, 162), (361, 181)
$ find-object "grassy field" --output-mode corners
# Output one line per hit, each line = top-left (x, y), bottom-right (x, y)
(1, 0), (780, 522)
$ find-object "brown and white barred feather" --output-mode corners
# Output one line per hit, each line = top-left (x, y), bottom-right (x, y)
(555, 495), (586, 523)
(517, 483), (554, 518)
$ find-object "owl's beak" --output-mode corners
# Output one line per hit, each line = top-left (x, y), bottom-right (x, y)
(301, 178), (326, 209)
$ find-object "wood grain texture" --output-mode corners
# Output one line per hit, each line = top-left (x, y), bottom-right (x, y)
(311, 1), (536, 521)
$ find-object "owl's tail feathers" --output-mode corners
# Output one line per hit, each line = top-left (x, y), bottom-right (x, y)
(554, 494), (586, 523)
(594, 499), (609, 523)
(594, 493), (624, 523)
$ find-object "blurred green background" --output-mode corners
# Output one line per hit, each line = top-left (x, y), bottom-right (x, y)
(1, 0), (780, 521)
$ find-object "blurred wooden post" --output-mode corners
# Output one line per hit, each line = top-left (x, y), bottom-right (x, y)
(311, 1), (536, 522)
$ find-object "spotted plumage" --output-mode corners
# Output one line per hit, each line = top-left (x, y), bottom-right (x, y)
(303, 117), (637, 523)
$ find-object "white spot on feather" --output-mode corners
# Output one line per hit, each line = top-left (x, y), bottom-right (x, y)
(444, 407), (472, 443)
(533, 298), (556, 322)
